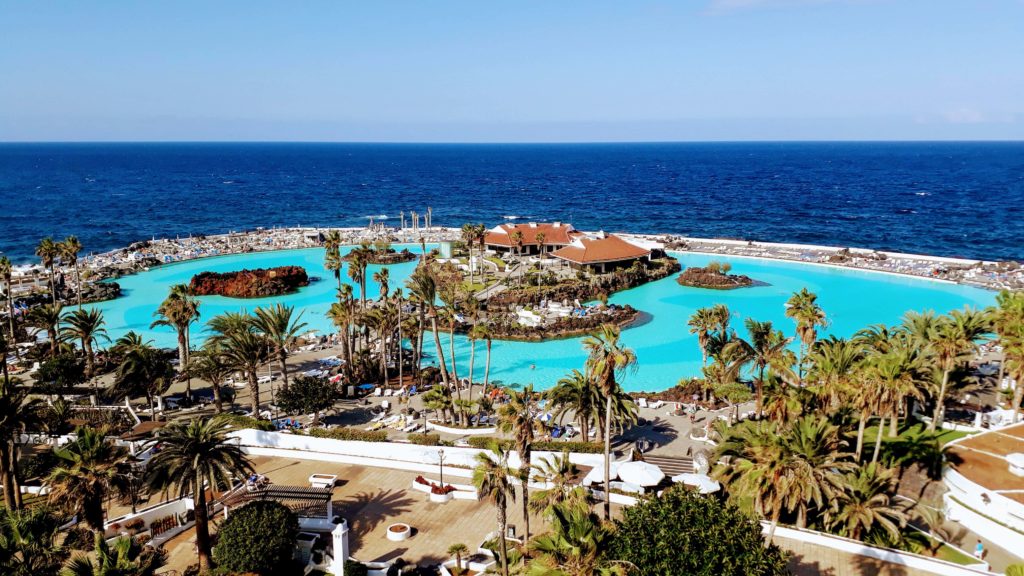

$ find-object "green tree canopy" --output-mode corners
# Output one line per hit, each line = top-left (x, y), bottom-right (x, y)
(212, 500), (298, 575)
(274, 375), (339, 426)
(609, 486), (789, 576)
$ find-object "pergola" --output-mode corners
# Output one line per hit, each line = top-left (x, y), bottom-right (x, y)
(220, 485), (335, 524)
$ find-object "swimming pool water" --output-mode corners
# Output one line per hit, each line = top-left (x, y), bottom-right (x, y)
(88, 246), (996, 392)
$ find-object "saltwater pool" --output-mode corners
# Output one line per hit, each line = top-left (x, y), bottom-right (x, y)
(88, 245), (996, 392)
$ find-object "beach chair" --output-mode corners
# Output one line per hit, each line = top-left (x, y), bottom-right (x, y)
(649, 400), (665, 410)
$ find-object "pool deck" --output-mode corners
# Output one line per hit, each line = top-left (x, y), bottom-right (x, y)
(154, 456), (946, 575)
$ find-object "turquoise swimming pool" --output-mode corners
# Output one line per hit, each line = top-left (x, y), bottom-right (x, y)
(88, 245), (996, 392)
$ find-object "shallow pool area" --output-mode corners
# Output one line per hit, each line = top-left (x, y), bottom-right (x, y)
(88, 246), (996, 392)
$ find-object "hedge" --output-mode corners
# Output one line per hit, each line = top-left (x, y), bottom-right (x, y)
(465, 436), (604, 454)
(305, 427), (388, 443)
(221, 414), (275, 431)
(407, 433), (441, 446)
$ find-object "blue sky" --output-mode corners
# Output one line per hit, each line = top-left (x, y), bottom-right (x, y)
(1, 0), (1022, 142)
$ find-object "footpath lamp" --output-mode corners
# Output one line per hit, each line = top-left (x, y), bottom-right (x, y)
(438, 448), (446, 488)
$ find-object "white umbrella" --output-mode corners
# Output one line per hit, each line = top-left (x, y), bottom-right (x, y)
(582, 461), (624, 487)
(671, 472), (721, 494)
(617, 461), (665, 487)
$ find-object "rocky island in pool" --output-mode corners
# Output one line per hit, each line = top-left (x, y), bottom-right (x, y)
(677, 261), (755, 290)
(189, 266), (310, 298)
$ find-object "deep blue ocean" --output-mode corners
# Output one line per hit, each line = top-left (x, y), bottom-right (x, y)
(1, 142), (1021, 263)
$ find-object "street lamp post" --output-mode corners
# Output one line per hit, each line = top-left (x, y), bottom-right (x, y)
(438, 448), (446, 488)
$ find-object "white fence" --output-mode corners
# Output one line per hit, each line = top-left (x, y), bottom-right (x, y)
(228, 429), (604, 476)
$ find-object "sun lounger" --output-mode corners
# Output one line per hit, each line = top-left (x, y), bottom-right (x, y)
(648, 400), (665, 409)
(637, 398), (648, 408)
(374, 388), (383, 396)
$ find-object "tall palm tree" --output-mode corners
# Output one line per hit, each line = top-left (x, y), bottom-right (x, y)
(807, 337), (863, 414)
(785, 288), (828, 384)
(151, 285), (200, 393)
(59, 236), (84, 309)
(36, 237), (60, 305)
(328, 284), (356, 364)
(510, 230), (524, 287)
(62, 531), (163, 576)
(218, 326), (270, 417)
(61, 308), (108, 381)
(926, 308), (989, 431)
(251, 303), (308, 388)
(145, 416), (253, 571)
(46, 426), (130, 532)
(582, 324), (637, 520)
(323, 230), (343, 291)
(526, 499), (624, 576)
(110, 331), (150, 356)
(473, 443), (516, 576)
(373, 267), (390, 301)
(726, 319), (795, 415)
(827, 463), (907, 542)
(549, 369), (599, 447)
(406, 267), (451, 386)
(477, 324), (493, 393)
(111, 341), (175, 418)
(1, 256), (19, 359)
(188, 341), (233, 413)
(437, 282), (464, 387)
(687, 307), (714, 366)
(499, 384), (537, 543)
(0, 505), (68, 575)
(29, 303), (63, 358)
(0, 381), (42, 509)
(462, 223), (477, 287)
(534, 232), (546, 287)
(347, 248), (369, 310)
(991, 290), (1024, 422)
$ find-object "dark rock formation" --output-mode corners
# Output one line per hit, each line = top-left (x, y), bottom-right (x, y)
(677, 265), (754, 290)
(189, 266), (309, 298)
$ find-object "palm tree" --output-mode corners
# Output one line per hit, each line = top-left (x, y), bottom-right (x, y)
(726, 319), (795, 415)
(534, 231), (546, 287)
(111, 342), (175, 418)
(323, 230), (343, 291)
(529, 451), (583, 517)
(526, 499), (624, 576)
(779, 416), (855, 527)
(582, 324), (637, 520)
(406, 267), (451, 386)
(510, 230), (524, 287)
(373, 267), (390, 301)
(328, 284), (356, 364)
(447, 542), (470, 576)
(0, 381), (42, 509)
(688, 307), (717, 371)
(29, 303), (63, 358)
(478, 324), (493, 393)
(110, 331), (150, 355)
(347, 247), (369, 310)
(473, 443), (516, 576)
(991, 290), (1024, 422)
(462, 222), (478, 287)
(46, 426), (130, 532)
(827, 463), (907, 542)
(438, 283), (463, 387)
(218, 326), (270, 417)
(785, 288), (829, 384)
(1, 256), (19, 360)
(61, 308), (108, 381)
(145, 416), (252, 571)
(60, 236), (84, 309)
(549, 369), (599, 446)
(714, 420), (789, 543)
(251, 303), (308, 388)
(806, 337), (863, 414)
(926, 308), (989, 431)
(0, 506), (68, 575)
(499, 384), (537, 543)
(151, 285), (200, 393)
(36, 237), (60, 304)
(62, 531), (163, 576)
(188, 341), (233, 413)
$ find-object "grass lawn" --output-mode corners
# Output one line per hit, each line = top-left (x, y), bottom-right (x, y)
(861, 420), (975, 449)
(935, 543), (978, 565)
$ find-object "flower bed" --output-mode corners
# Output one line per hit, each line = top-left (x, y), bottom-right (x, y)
(412, 476), (479, 501)
(189, 265), (310, 298)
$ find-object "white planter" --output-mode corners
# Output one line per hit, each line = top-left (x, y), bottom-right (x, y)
(430, 491), (453, 503)
(386, 523), (411, 541)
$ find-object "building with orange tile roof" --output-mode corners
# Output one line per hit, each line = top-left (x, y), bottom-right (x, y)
(551, 231), (652, 273)
(483, 222), (576, 255)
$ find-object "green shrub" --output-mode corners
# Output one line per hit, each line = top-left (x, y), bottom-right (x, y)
(465, 436), (603, 454)
(221, 414), (275, 431)
(305, 427), (388, 443)
(407, 433), (441, 446)
(63, 526), (94, 551)
(344, 560), (369, 576)
(212, 500), (299, 575)
(609, 485), (789, 576)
